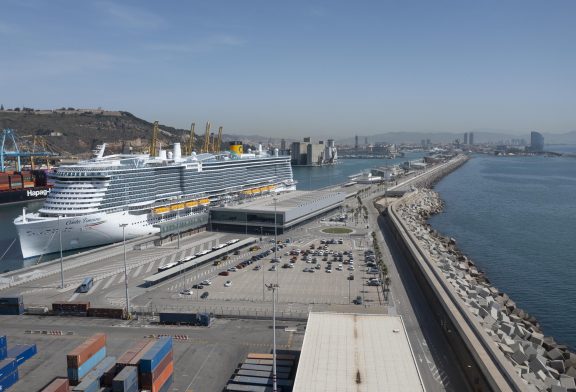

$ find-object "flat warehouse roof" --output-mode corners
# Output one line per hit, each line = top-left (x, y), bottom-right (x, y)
(293, 312), (425, 392)
(213, 190), (345, 213)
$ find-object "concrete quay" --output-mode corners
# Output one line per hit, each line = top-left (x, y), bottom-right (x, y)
(390, 189), (576, 392)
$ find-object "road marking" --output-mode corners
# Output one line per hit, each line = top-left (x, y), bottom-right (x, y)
(132, 264), (144, 278)
(68, 293), (79, 302)
(91, 279), (103, 292)
(186, 343), (218, 390)
(102, 276), (114, 290)
(145, 261), (155, 273)
(117, 274), (125, 284)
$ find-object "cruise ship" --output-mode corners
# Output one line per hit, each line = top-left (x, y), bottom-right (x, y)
(14, 142), (295, 258)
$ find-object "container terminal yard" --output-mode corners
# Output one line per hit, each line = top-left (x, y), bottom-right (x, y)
(0, 154), (537, 392)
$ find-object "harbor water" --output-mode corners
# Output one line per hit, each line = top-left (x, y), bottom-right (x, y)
(429, 148), (576, 350)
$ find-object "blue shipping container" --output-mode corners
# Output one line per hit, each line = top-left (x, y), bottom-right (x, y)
(0, 296), (22, 305)
(72, 373), (99, 392)
(0, 358), (17, 378)
(67, 346), (106, 381)
(0, 335), (6, 348)
(112, 365), (138, 392)
(0, 304), (24, 315)
(139, 337), (173, 373)
(0, 369), (19, 391)
(0, 346), (6, 361)
(7, 343), (37, 366)
(82, 356), (115, 384)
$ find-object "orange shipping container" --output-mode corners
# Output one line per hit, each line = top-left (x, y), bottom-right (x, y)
(66, 333), (106, 368)
(151, 361), (174, 392)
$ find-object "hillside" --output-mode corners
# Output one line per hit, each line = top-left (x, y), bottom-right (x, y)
(0, 109), (242, 157)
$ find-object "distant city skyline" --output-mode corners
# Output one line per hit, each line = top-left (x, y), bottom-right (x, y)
(1, 1), (575, 138)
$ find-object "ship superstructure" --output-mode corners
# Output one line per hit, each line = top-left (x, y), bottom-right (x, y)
(14, 143), (295, 258)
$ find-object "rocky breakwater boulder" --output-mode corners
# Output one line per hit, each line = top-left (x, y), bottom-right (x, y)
(396, 190), (576, 392)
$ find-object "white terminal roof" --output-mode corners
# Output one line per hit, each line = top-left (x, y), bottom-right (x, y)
(293, 312), (425, 392)
(228, 190), (345, 213)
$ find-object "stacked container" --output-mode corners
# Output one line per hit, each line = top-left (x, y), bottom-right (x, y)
(53, 301), (90, 316)
(114, 339), (155, 375)
(0, 296), (24, 315)
(0, 358), (19, 391)
(138, 337), (174, 392)
(40, 378), (70, 392)
(72, 356), (115, 392)
(67, 333), (106, 385)
(112, 366), (138, 392)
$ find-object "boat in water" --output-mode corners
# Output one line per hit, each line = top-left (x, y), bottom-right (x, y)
(0, 169), (52, 204)
(14, 142), (295, 258)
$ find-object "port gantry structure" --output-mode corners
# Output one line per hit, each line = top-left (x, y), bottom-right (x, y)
(0, 128), (59, 172)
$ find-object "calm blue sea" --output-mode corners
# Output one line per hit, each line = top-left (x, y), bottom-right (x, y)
(430, 146), (576, 350)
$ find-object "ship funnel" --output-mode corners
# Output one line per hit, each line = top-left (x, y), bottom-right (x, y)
(230, 141), (243, 155)
(173, 143), (182, 160)
(159, 149), (167, 160)
(274, 148), (279, 157)
(167, 151), (173, 159)
(258, 144), (263, 153)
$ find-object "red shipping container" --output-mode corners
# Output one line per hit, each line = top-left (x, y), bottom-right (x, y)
(139, 351), (174, 389)
(116, 339), (153, 366)
(66, 333), (106, 368)
(128, 340), (157, 366)
(39, 377), (70, 392)
(151, 361), (174, 392)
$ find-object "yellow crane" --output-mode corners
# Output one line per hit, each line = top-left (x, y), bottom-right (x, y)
(149, 121), (159, 157)
(202, 122), (211, 153)
(214, 126), (223, 153)
(185, 122), (195, 155)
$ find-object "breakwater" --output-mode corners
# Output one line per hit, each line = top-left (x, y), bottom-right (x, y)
(392, 189), (576, 392)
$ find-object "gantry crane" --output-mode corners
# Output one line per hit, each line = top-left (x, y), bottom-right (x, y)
(149, 121), (159, 157)
(202, 122), (211, 153)
(1, 129), (58, 172)
(185, 122), (195, 155)
(213, 126), (223, 153)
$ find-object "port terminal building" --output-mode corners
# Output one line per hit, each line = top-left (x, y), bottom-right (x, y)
(293, 312), (425, 392)
(209, 190), (346, 235)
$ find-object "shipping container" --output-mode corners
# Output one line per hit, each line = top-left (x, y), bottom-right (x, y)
(0, 296), (23, 305)
(138, 337), (173, 373)
(71, 373), (99, 392)
(87, 308), (125, 319)
(67, 333), (106, 368)
(39, 377), (70, 392)
(236, 369), (290, 379)
(243, 359), (293, 367)
(53, 302), (90, 316)
(81, 356), (115, 387)
(240, 364), (291, 373)
(232, 375), (293, 387)
(7, 343), (37, 366)
(225, 384), (276, 392)
(139, 351), (173, 389)
(0, 358), (17, 376)
(158, 374), (173, 392)
(0, 303), (25, 315)
(0, 335), (6, 348)
(112, 366), (138, 392)
(246, 353), (295, 361)
(115, 339), (155, 373)
(67, 346), (106, 382)
(150, 361), (173, 392)
(0, 369), (19, 391)
(0, 346), (6, 361)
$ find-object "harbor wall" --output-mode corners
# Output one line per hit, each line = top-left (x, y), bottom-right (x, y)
(385, 193), (526, 391)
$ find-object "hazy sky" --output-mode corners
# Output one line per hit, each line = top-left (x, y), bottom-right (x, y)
(1, 1), (574, 138)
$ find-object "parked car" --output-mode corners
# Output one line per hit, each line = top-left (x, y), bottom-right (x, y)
(224, 281), (232, 287)
(219, 271), (229, 276)
(180, 289), (193, 295)
(228, 267), (237, 272)
(253, 265), (262, 271)
(354, 296), (363, 305)
(192, 284), (204, 289)
(200, 292), (209, 299)
(201, 280), (212, 286)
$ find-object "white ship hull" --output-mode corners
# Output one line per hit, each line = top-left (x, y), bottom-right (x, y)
(15, 211), (159, 259)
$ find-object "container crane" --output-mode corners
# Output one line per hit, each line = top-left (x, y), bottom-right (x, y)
(1, 129), (58, 172)
(185, 122), (195, 155)
(149, 121), (159, 157)
(214, 126), (223, 153)
(202, 122), (211, 153)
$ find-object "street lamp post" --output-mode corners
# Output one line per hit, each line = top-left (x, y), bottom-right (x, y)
(265, 283), (279, 392)
(273, 197), (278, 285)
(58, 215), (64, 289)
(176, 211), (181, 249)
(119, 224), (130, 318)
